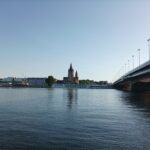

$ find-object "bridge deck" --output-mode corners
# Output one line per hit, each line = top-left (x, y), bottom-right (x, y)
(114, 60), (150, 85)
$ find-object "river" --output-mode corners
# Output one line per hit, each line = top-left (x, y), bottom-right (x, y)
(0, 88), (150, 150)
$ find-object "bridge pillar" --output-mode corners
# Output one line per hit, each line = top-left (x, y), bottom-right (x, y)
(122, 81), (135, 91)
(132, 82), (150, 92)
(119, 81), (150, 92)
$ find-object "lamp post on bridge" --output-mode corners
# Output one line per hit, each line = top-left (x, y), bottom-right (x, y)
(147, 39), (150, 61)
(132, 55), (134, 69)
(138, 49), (140, 66)
(128, 59), (130, 71)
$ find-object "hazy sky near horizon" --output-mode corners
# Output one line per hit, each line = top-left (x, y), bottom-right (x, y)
(0, 0), (150, 81)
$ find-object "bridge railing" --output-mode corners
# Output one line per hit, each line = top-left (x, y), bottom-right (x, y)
(113, 60), (150, 84)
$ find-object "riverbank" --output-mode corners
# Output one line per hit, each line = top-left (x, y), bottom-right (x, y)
(0, 84), (113, 89)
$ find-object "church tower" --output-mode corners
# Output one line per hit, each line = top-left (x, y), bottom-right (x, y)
(75, 71), (79, 84)
(75, 71), (78, 78)
(68, 63), (74, 82)
(63, 64), (79, 84)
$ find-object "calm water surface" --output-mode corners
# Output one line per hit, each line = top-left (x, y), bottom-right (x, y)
(0, 88), (150, 150)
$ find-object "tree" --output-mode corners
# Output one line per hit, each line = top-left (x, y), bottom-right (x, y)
(46, 76), (56, 87)
(79, 79), (94, 85)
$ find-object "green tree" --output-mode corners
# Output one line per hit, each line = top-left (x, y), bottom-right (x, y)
(46, 76), (56, 87)
(79, 79), (94, 85)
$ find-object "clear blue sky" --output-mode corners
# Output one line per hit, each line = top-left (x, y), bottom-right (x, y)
(0, 0), (150, 81)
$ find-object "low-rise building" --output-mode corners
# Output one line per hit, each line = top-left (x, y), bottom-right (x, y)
(27, 78), (48, 87)
(12, 78), (28, 87)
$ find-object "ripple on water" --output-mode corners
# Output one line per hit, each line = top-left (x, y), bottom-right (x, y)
(0, 88), (149, 150)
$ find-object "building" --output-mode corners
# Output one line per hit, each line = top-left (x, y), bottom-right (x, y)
(27, 78), (48, 87)
(0, 77), (28, 87)
(0, 78), (12, 87)
(12, 78), (29, 87)
(63, 64), (79, 84)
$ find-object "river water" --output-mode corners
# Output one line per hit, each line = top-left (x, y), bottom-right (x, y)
(0, 88), (150, 150)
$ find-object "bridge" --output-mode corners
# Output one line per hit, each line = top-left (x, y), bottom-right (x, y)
(113, 60), (150, 92)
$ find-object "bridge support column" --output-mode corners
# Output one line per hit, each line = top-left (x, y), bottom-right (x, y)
(132, 82), (150, 92)
(121, 81), (150, 92)
(122, 81), (135, 92)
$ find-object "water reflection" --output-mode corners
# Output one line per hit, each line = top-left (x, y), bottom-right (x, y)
(1, 88), (150, 149)
(121, 91), (150, 112)
(66, 89), (78, 109)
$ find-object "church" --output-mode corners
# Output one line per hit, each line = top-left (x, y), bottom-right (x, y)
(63, 64), (79, 84)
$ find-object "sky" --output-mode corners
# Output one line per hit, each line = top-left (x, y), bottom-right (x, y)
(0, 0), (150, 82)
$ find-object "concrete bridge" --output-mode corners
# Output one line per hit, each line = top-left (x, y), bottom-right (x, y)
(113, 61), (150, 92)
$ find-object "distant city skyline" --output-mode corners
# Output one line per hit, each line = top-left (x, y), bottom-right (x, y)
(0, 0), (150, 81)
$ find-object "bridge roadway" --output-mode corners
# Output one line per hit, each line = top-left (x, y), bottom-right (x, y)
(113, 60), (150, 91)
